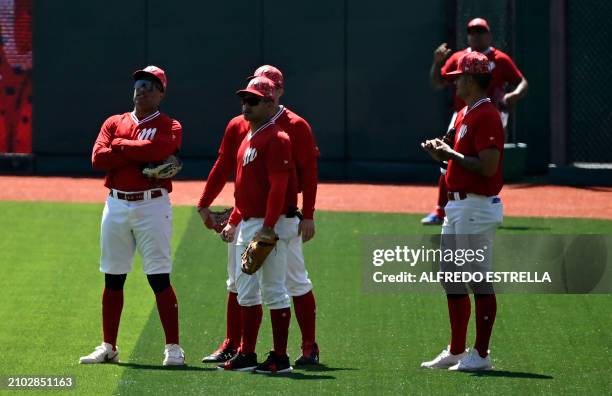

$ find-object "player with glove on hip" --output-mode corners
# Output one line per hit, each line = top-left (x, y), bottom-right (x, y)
(215, 76), (298, 374)
(198, 65), (320, 367)
(82, 66), (185, 366)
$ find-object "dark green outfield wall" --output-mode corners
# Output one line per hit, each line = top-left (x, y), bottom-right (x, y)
(33, 0), (552, 182)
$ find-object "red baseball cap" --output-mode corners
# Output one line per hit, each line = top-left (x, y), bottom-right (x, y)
(444, 51), (491, 79)
(133, 65), (167, 92)
(248, 65), (284, 89)
(467, 17), (490, 32)
(236, 76), (276, 100)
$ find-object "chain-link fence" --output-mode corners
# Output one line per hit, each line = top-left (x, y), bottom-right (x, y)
(568, 1), (612, 164)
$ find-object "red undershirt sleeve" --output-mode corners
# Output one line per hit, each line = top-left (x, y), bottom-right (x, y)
(264, 171), (289, 228)
(228, 206), (243, 226)
(91, 117), (131, 170)
(198, 153), (235, 208)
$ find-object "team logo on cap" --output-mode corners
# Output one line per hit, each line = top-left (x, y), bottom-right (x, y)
(247, 77), (275, 99)
(254, 65), (284, 88)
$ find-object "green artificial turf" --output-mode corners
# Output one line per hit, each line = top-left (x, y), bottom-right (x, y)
(0, 201), (610, 395)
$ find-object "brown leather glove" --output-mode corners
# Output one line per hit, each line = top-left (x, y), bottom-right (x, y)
(241, 227), (279, 275)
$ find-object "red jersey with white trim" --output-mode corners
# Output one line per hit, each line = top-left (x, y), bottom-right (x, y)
(234, 122), (294, 219)
(198, 106), (319, 218)
(92, 111), (182, 192)
(445, 99), (504, 196)
(441, 47), (523, 111)
(274, 108), (319, 218)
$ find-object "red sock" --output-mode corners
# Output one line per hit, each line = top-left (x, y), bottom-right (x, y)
(270, 308), (291, 356)
(225, 292), (241, 350)
(474, 294), (497, 357)
(447, 294), (470, 355)
(293, 291), (317, 353)
(102, 288), (123, 350)
(239, 305), (263, 354)
(436, 174), (448, 217)
(155, 287), (179, 345)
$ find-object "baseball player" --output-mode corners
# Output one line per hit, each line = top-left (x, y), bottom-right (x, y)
(420, 52), (504, 371)
(80, 66), (185, 366)
(214, 76), (297, 373)
(422, 17), (528, 226)
(198, 65), (320, 366)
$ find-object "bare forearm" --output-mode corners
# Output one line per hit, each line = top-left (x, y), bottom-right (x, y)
(449, 151), (483, 173)
(430, 61), (447, 89)
(512, 78), (529, 99)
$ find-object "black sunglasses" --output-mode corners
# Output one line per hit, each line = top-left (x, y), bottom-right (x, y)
(241, 96), (263, 106)
(134, 79), (162, 92)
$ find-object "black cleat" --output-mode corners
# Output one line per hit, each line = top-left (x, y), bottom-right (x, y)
(217, 352), (257, 371)
(255, 351), (293, 374)
(202, 344), (237, 363)
(294, 343), (320, 366)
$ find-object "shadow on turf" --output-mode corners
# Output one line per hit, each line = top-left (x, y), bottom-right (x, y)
(498, 226), (551, 231)
(259, 364), (358, 380)
(296, 364), (358, 373)
(467, 370), (553, 379)
(117, 362), (216, 372)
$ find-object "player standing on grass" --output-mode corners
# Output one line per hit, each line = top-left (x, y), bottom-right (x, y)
(198, 65), (321, 366)
(81, 66), (185, 366)
(420, 52), (504, 371)
(213, 76), (297, 373)
(422, 17), (527, 226)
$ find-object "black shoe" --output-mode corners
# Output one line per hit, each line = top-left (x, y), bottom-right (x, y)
(202, 343), (237, 363)
(255, 351), (293, 374)
(294, 343), (320, 366)
(217, 352), (257, 371)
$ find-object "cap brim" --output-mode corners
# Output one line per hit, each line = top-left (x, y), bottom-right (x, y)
(443, 70), (463, 81)
(133, 70), (164, 91)
(236, 88), (266, 98)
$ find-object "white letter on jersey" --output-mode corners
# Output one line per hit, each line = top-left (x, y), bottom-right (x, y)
(138, 128), (158, 140)
(242, 147), (257, 166)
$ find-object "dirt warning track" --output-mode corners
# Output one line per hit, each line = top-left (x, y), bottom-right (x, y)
(0, 176), (608, 219)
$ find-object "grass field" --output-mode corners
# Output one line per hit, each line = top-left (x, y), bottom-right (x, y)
(0, 201), (610, 395)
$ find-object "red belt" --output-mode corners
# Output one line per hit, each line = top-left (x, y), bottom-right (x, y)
(110, 189), (163, 201)
(447, 192), (468, 201)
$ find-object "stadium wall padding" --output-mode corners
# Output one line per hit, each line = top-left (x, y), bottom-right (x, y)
(33, 0), (548, 181)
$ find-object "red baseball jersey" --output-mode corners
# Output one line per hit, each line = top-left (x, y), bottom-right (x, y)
(445, 98), (504, 196)
(234, 122), (294, 220)
(92, 111), (182, 192)
(442, 47), (523, 111)
(198, 106), (319, 218)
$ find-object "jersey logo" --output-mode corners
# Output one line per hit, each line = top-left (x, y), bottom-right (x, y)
(242, 147), (257, 166)
(458, 125), (468, 140)
(138, 128), (157, 140)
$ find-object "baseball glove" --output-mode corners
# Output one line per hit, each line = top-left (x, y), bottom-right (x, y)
(441, 127), (456, 146)
(142, 154), (183, 179)
(205, 207), (233, 233)
(241, 227), (279, 275)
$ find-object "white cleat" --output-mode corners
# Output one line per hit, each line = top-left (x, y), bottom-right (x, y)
(163, 344), (185, 366)
(79, 342), (119, 364)
(421, 346), (467, 369)
(448, 348), (492, 371)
